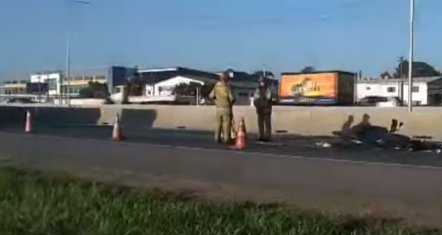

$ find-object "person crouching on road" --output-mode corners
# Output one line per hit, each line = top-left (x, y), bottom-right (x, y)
(253, 76), (273, 142)
(209, 72), (236, 144)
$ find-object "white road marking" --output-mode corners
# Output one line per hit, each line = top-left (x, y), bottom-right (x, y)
(1, 131), (442, 170)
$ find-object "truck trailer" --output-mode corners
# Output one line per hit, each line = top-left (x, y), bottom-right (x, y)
(278, 70), (355, 106)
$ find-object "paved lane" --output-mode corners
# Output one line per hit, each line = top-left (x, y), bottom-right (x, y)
(2, 124), (442, 167)
(0, 131), (441, 226)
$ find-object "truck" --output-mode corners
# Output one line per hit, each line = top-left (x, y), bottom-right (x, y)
(278, 70), (355, 106)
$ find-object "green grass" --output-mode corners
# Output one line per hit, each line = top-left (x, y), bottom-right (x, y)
(0, 167), (439, 235)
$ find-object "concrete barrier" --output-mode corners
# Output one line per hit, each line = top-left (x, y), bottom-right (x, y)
(53, 98), (106, 106)
(0, 106), (25, 127)
(1, 104), (441, 141)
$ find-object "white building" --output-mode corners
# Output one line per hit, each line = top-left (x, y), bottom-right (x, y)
(356, 76), (442, 106)
(30, 72), (62, 96)
(143, 75), (256, 105)
(138, 67), (260, 105)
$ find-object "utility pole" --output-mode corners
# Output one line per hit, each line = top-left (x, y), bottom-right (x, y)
(65, 31), (70, 106)
(408, 0), (415, 112)
(65, 0), (90, 107)
(262, 64), (266, 78)
(398, 56), (404, 103)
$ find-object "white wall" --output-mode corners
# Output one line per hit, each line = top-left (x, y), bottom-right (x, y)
(147, 75), (254, 105)
(155, 76), (204, 96)
(30, 73), (62, 95)
(357, 82), (428, 105)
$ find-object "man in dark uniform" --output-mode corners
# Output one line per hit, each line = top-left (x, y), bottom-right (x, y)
(253, 76), (273, 142)
(122, 71), (140, 104)
(209, 72), (236, 144)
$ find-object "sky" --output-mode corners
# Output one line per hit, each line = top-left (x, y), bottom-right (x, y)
(0, 0), (441, 79)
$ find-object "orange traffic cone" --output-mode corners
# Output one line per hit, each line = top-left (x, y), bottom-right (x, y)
(231, 117), (247, 150)
(112, 114), (123, 141)
(24, 110), (32, 134)
(230, 117), (237, 140)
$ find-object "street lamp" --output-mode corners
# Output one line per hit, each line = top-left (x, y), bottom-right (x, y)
(407, 0), (415, 112)
(65, 0), (90, 107)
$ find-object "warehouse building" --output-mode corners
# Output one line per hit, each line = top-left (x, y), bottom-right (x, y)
(0, 66), (137, 97)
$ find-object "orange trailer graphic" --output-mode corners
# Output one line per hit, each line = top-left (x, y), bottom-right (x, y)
(279, 71), (355, 105)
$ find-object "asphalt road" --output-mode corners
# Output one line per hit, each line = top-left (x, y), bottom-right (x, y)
(3, 124), (442, 167)
(0, 125), (442, 226)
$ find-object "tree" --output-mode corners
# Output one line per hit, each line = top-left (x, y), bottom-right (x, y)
(300, 66), (315, 73)
(251, 70), (275, 79)
(79, 82), (109, 99)
(379, 71), (393, 79)
(393, 60), (440, 78)
(78, 87), (94, 98)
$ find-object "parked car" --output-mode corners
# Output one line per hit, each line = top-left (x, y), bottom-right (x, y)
(356, 96), (403, 107)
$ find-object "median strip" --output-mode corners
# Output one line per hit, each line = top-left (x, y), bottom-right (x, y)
(0, 167), (438, 234)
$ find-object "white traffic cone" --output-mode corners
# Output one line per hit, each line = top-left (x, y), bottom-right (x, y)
(24, 110), (33, 134)
(112, 114), (123, 141)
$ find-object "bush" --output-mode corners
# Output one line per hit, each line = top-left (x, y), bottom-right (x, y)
(78, 82), (109, 99)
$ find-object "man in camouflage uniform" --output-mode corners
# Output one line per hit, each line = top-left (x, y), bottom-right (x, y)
(253, 76), (273, 142)
(209, 72), (236, 144)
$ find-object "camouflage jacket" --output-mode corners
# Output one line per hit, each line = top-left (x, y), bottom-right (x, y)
(209, 82), (236, 110)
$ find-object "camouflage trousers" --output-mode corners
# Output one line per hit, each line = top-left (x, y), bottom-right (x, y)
(214, 110), (233, 143)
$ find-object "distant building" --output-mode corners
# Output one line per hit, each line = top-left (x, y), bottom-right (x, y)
(356, 76), (442, 106)
(0, 79), (30, 95)
(137, 67), (259, 103)
(0, 66), (137, 97)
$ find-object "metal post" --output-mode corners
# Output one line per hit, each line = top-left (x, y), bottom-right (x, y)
(262, 64), (266, 78)
(65, 31), (71, 107)
(196, 86), (200, 106)
(65, 0), (90, 107)
(398, 56), (404, 104)
(407, 0), (415, 112)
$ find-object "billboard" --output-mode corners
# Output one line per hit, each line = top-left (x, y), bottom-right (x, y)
(279, 73), (338, 104)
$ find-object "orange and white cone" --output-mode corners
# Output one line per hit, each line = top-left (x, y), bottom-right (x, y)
(231, 117), (247, 150)
(230, 117), (237, 140)
(112, 114), (123, 141)
(24, 110), (33, 134)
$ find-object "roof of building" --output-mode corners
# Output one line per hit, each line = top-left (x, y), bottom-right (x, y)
(220, 70), (279, 85)
(281, 70), (356, 76)
(138, 67), (219, 84)
(357, 76), (442, 84)
(182, 75), (217, 83)
(2, 80), (28, 84)
(30, 66), (133, 77)
(31, 70), (63, 75)
(138, 67), (181, 73)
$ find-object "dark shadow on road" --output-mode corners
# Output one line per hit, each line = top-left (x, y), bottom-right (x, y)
(331, 114), (441, 153)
